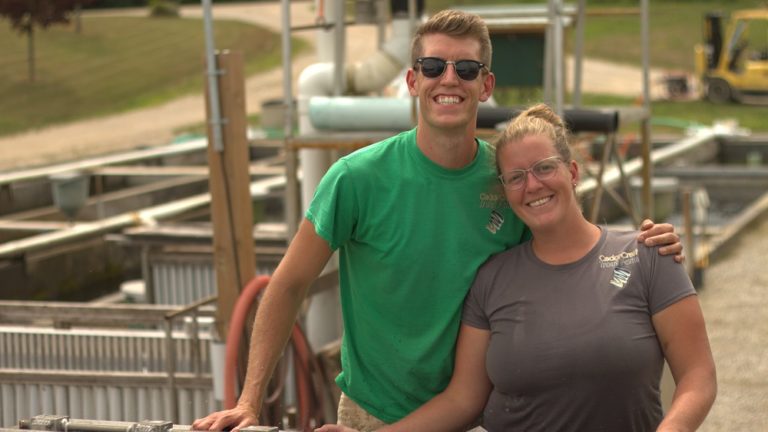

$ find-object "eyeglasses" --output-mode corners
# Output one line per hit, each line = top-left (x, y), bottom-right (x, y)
(414, 57), (487, 81)
(498, 156), (563, 190)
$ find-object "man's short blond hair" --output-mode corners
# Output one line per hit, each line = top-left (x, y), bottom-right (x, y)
(411, 9), (492, 69)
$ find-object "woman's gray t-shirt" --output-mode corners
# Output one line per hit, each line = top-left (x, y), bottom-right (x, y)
(462, 227), (695, 432)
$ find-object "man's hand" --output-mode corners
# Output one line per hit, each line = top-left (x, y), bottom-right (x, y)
(191, 405), (259, 432)
(637, 219), (684, 263)
(314, 426), (360, 432)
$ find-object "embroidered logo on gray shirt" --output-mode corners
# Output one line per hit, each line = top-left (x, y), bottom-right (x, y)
(610, 266), (632, 289)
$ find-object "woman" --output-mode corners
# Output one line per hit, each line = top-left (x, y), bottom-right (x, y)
(317, 104), (716, 432)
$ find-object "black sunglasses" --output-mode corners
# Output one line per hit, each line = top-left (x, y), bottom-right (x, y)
(414, 57), (487, 81)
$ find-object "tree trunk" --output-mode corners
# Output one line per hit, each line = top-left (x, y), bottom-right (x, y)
(75, 3), (82, 34)
(26, 24), (35, 83)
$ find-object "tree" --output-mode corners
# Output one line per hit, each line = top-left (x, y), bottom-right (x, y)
(0, 0), (94, 82)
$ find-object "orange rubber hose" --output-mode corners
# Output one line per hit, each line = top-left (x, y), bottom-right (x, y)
(223, 275), (321, 430)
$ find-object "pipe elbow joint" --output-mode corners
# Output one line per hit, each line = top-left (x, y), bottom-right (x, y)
(346, 51), (404, 95)
(298, 62), (336, 98)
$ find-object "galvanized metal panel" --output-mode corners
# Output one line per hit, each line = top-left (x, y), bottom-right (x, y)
(147, 254), (277, 306)
(1, 384), (15, 426)
(0, 326), (211, 373)
(150, 259), (217, 306)
(0, 381), (215, 426)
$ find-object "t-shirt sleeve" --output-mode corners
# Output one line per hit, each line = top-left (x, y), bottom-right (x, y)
(462, 263), (493, 330)
(305, 158), (358, 251)
(643, 246), (697, 315)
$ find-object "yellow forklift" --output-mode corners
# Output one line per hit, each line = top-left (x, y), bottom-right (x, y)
(695, 9), (768, 103)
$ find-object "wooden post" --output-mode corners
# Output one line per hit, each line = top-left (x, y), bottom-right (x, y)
(641, 116), (654, 220)
(589, 133), (616, 223)
(204, 50), (256, 340)
(682, 188), (694, 279)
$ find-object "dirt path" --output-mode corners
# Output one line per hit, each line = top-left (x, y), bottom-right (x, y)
(697, 214), (768, 431)
(0, 2), (378, 171)
(0, 2), (673, 172)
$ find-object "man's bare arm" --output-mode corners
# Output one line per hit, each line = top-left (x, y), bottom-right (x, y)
(192, 219), (334, 431)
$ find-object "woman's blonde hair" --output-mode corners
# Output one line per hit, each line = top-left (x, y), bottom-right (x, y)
(494, 103), (572, 174)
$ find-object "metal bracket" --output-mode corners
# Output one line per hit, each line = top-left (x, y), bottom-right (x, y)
(240, 427), (279, 432)
(22, 415), (70, 431)
(133, 421), (173, 432)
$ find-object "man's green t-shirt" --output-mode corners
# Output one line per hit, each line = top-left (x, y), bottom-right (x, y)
(306, 128), (528, 422)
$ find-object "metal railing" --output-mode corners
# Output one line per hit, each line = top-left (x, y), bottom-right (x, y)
(0, 298), (218, 424)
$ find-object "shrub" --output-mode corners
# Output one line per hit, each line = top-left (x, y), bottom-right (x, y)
(149, 0), (179, 18)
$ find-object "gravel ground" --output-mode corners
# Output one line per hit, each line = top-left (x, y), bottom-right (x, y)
(697, 214), (768, 431)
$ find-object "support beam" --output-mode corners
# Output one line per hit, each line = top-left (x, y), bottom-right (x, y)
(204, 51), (256, 340)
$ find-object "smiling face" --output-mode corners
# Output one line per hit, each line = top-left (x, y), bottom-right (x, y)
(498, 134), (581, 232)
(406, 33), (494, 135)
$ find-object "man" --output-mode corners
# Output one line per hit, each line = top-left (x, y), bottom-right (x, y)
(193, 9), (681, 431)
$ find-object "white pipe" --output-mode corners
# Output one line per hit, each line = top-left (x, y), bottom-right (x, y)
(296, 19), (411, 211)
(376, 0), (387, 50)
(347, 18), (411, 94)
(309, 96), (414, 131)
(333, 0), (346, 95)
(298, 3), (413, 353)
(408, 0), (417, 35)
(543, 0), (553, 104)
(297, 63), (336, 212)
(301, 0), (343, 355)
(552, 0), (565, 116)
(281, 0), (300, 240)
(201, 0), (224, 153)
(209, 340), (225, 403)
(641, 0), (651, 109)
(572, 0), (587, 107)
(316, 0), (334, 62)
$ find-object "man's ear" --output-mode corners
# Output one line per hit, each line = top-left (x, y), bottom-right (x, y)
(406, 68), (418, 97)
(479, 72), (495, 102)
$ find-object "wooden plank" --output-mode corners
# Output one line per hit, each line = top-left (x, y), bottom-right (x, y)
(0, 368), (211, 387)
(204, 51), (256, 339)
(0, 300), (215, 326)
(91, 165), (284, 177)
(0, 139), (207, 186)
(0, 220), (69, 232)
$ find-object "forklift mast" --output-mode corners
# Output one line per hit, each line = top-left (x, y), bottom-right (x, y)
(704, 12), (723, 70)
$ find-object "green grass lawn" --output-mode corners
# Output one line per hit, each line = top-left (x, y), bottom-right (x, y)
(426, 0), (765, 71)
(0, 15), (307, 137)
(429, 0), (768, 132)
(494, 88), (768, 135)
(578, 1), (766, 72)
(1, 2), (766, 138)
(570, 0), (768, 133)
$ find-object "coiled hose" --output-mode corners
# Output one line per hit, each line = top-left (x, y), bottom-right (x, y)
(223, 275), (330, 430)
